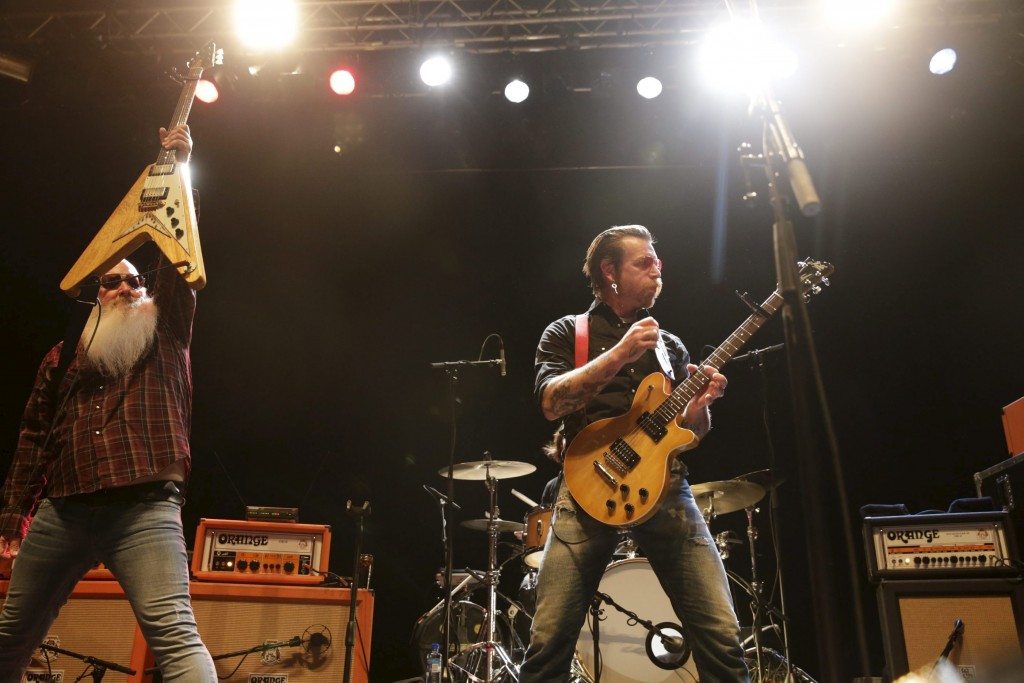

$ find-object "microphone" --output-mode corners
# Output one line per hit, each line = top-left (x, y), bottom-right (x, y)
(498, 343), (507, 377)
(659, 633), (687, 654)
(302, 625), (332, 654)
(423, 484), (462, 511)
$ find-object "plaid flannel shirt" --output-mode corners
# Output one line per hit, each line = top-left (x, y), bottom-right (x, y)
(0, 258), (196, 540)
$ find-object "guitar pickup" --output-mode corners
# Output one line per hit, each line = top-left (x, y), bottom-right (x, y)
(150, 163), (175, 176)
(593, 461), (618, 488)
(140, 187), (169, 202)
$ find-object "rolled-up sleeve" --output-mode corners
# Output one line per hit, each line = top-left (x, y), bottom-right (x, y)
(533, 316), (575, 412)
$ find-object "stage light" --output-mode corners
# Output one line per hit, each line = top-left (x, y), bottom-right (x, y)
(504, 79), (529, 103)
(233, 0), (299, 51)
(698, 21), (797, 95)
(636, 76), (663, 99)
(420, 56), (452, 87)
(0, 52), (32, 83)
(823, 0), (895, 29)
(929, 48), (957, 75)
(195, 79), (219, 104)
(330, 69), (356, 95)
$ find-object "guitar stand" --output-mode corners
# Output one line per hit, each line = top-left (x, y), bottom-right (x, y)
(38, 643), (135, 682)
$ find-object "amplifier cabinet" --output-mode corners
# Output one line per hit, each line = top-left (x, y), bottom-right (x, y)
(186, 582), (374, 683)
(0, 579), (148, 683)
(876, 578), (1024, 679)
(192, 518), (331, 586)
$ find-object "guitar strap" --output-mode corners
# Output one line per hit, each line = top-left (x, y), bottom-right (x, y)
(574, 314), (589, 369)
(576, 310), (675, 379)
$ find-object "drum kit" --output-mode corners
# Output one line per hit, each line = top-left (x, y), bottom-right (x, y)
(412, 458), (816, 683)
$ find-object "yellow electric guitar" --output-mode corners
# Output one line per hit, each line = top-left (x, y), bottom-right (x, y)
(60, 42), (222, 297)
(562, 259), (833, 527)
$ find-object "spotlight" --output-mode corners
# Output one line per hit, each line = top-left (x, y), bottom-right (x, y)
(929, 48), (957, 75)
(698, 20), (797, 95)
(824, 0), (895, 29)
(419, 56), (452, 87)
(504, 79), (529, 103)
(636, 76), (663, 99)
(195, 79), (219, 104)
(329, 69), (356, 95)
(233, 0), (299, 51)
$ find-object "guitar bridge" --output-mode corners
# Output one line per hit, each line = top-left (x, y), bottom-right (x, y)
(593, 461), (618, 488)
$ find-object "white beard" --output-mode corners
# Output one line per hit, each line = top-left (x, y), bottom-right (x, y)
(81, 295), (159, 377)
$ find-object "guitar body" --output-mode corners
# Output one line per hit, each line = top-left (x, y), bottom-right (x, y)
(563, 371), (699, 528)
(61, 162), (205, 296)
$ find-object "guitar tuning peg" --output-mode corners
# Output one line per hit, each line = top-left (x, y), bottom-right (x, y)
(811, 285), (821, 295)
(821, 278), (830, 287)
(215, 49), (225, 66)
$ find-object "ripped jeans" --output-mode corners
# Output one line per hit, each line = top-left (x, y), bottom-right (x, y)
(518, 473), (749, 683)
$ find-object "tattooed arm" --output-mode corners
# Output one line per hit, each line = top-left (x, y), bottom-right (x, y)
(539, 317), (662, 421)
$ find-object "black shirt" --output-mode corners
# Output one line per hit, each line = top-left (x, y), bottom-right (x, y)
(534, 300), (691, 446)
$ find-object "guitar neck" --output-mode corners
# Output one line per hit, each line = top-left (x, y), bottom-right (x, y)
(154, 64), (203, 167)
(654, 288), (784, 423)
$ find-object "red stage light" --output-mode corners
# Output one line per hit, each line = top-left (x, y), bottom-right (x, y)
(195, 79), (219, 104)
(329, 69), (356, 95)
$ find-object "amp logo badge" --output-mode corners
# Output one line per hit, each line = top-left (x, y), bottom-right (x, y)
(248, 675), (288, 683)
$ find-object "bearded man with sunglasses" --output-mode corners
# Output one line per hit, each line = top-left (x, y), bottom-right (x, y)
(0, 125), (217, 680)
(520, 225), (749, 682)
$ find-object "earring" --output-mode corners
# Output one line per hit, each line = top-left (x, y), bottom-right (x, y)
(611, 282), (619, 295)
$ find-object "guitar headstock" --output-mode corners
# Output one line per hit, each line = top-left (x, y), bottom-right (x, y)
(797, 258), (833, 301)
(187, 42), (224, 72)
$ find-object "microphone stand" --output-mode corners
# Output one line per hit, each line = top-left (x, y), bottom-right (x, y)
(732, 343), (793, 676)
(145, 637), (302, 675)
(38, 643), (135, 682)
(428, 354), (503, 680)
(343, 500), (371, 683)
(752, 81), (870, 679)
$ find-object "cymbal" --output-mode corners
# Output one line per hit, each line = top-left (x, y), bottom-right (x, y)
(690, 479), (765, 516)
(460, 518), (526, 533)
(736, 469), (787, 491)
(439, 460), (536, 480)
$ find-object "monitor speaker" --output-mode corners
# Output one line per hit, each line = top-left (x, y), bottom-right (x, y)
(877, 578), (1024, 679)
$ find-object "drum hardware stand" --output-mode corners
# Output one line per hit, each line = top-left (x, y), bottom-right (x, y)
(38, 643), (135, 681)
(343, 499), (370, 683)
(460, 467), (521, 682)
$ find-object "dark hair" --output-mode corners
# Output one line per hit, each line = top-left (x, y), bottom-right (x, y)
(582, 225), (653, 299)
(541, 424), (567, 464)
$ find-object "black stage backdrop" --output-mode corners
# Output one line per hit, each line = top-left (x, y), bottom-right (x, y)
(2, 36), (1024, 681)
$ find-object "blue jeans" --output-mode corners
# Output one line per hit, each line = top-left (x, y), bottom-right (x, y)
(0, 493), (217, 681)
(519, 475), (749, 683)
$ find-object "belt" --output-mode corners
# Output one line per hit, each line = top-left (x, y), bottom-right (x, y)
(57, 480), (185, 505)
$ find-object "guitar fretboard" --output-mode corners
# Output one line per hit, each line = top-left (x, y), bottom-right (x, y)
(155, 64), (203, 167)
(653, 289), (784, 425)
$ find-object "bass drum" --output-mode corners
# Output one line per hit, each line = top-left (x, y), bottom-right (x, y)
(575, 558), (700, 683)
(412, 600), (515, 681)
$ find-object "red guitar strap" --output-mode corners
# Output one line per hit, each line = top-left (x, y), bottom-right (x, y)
(574, 314), (589, 369)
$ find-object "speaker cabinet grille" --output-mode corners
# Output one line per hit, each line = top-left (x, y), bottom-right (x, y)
(877, 579), (1024, 678)
(188, 582), (374, 683)
(0, 580), (146, 682)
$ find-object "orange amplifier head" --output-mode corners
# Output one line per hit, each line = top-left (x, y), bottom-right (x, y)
(192, 518), (331, 585)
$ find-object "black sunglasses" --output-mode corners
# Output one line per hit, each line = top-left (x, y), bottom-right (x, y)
(98, 273), (146, 291)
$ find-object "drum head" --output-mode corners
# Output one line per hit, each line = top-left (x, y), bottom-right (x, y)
(575, 559), (700, 682)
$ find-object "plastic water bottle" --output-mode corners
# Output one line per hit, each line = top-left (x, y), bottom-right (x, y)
(426, 643), (442, 682)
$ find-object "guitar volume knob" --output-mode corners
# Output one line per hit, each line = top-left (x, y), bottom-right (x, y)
(606, 500), (616, 512)
(639, 488), (649, 502)
(619, 484), (630, 497)
(624, 503), (635, 517)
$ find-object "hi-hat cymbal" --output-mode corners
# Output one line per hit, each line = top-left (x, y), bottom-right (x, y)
(690, 479), (765, 516)
(736, 469), (787, 491)
(460, 518), (526, 533)
(439, 460), (536, 480)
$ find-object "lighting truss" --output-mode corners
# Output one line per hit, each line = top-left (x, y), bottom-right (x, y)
(0, 0), (1019, 55)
